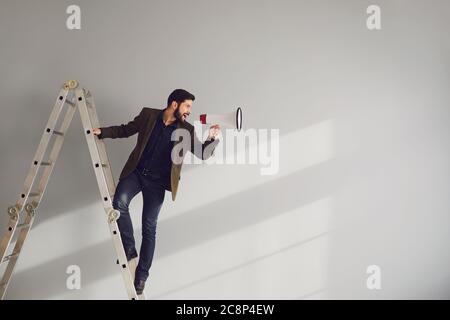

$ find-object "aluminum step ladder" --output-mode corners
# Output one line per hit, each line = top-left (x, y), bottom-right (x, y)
(0, 80), (145, 300)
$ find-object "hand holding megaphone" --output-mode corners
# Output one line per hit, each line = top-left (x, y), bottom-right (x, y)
(200, 107), (243, 132)
(208, 124), (221, 140)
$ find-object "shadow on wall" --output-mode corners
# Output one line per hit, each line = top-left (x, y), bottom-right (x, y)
(6, 158), (344, 299)
(152, 231), (330, 299)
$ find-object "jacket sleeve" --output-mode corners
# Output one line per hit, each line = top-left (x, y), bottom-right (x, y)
(97, 108), (145, 139)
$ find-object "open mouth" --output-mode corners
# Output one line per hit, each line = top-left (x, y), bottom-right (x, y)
(182, 113), (189, 119)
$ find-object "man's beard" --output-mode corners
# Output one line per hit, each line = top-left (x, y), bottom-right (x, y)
(174, 105), (188, 122)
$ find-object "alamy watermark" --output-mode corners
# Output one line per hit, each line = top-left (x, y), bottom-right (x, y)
(66, 5), (81, 30)
(366, 5), (381, 30)
(66, 264), (81, 290)
(366, 265), (381, 290)
(171, 122), (279, 175)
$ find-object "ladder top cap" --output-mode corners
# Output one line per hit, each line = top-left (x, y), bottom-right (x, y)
(63, 80), (79, 90)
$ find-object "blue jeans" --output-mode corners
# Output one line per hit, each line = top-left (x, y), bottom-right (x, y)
(112, 168), (165, 282)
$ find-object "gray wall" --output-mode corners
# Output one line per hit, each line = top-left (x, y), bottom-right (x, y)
(0, 0), (449, 299)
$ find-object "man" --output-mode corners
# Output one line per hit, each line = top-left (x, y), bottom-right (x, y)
(93, 89), (220, 294)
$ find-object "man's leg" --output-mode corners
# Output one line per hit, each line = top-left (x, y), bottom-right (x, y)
(112, 169), (142, 260)
(135, 180), (165, 284)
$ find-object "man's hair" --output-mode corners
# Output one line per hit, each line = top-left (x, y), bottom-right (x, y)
(167, 89), (195, 107)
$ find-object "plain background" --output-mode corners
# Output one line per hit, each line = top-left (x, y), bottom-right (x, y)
(0, 0), (449, 299)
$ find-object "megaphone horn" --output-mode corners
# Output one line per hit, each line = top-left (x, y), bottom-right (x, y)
(199, 107), (243, 131)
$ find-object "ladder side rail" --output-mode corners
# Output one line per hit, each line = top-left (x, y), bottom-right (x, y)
(75, 88), (139, 300)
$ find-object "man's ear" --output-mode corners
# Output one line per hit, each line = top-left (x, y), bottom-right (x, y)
(170, 101), (178, 111)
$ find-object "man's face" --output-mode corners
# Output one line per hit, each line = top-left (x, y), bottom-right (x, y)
(174, 99), (192, 122)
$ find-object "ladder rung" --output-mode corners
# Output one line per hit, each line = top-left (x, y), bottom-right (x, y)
(40, 161), (52, 166)
(65, 100), (76, 107)
(2, 253), (19, 263)
(52, 130), (64, 136)
(28, 192), (40, 197)
(16, 223), (30, 229)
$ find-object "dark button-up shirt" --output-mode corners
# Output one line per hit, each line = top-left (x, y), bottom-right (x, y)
(136, 110), (178, 190)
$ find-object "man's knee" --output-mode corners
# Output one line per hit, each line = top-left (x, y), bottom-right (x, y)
(112, 194), (129, 211)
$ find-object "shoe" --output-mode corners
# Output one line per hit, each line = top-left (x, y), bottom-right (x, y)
(134, 279), (146, 295)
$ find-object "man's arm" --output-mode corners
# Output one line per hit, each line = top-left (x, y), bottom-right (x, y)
(191, 125), (220, 160)
(97, 108), (145, 139)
